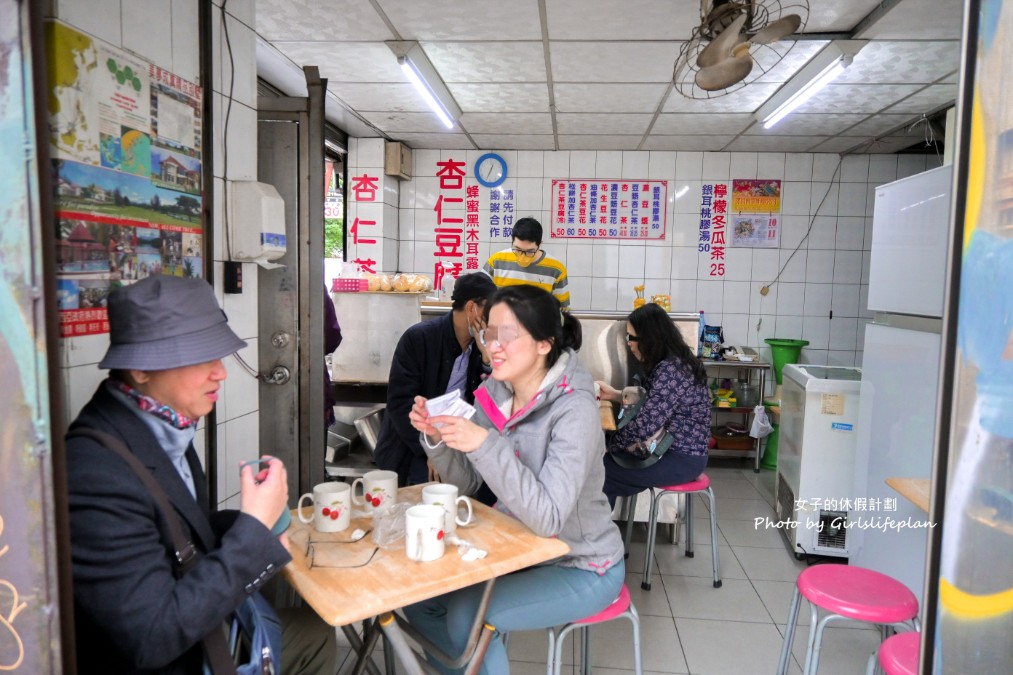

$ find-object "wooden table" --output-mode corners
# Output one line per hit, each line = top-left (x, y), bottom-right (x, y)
(599, 400), (616, 431)
(886, 477), (930, 513)
(283, 484), (569, 673)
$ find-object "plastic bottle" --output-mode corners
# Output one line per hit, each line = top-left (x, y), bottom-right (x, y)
(698, 310), (705, 358)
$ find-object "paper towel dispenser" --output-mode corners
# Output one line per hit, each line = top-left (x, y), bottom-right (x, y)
(229, 181), (287, 267)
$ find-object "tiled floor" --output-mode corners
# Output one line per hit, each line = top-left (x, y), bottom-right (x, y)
(332, 459), (884, 674)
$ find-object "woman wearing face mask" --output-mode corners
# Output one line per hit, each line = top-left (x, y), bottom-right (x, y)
(596, 302), (711, 509)
(407, 286), (624, 675)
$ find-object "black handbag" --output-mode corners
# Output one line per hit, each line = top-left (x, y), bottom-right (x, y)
(68, 428), (282, 675)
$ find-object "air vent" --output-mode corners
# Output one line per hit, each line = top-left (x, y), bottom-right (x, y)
(776, 472), (795, 523)
(816, 510), (848, 550)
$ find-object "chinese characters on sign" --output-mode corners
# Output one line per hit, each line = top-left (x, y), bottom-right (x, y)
(465, 185), (481, 272)
(349, 172), (379, 274)
(550, 180), (667, 239)
(488, 187), (516, 240)
(433, 158), (467, 288)
(699, 183), (728, 277)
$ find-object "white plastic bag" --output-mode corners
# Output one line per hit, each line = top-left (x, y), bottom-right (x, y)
(749, 405), (773, 439)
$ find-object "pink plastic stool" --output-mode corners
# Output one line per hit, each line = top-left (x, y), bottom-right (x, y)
(546, 583), (642, 675)
(776, 565), (920, 675)
(620, 473), (721, 590)
(867, 631), (920, 675)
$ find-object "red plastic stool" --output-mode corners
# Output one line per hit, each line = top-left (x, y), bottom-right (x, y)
(546, 583), (642, 675)
(866, 631), (920, 675)
(776, 565), (920, 675)
(620, 474), (721, 590)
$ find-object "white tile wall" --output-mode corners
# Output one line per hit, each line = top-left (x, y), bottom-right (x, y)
(353, 146), (938, 367)
(54, 0), (260, 505)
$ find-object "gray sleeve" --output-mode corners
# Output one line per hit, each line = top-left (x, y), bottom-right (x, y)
(418, 432), (486, 496)
(465, 394), (603, 537)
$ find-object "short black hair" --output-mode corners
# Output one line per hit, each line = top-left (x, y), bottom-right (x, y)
(451, 272), (497, 310)
(512, 217), (542, 246)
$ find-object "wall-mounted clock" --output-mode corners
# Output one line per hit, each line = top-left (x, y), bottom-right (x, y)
(474, 152), (508, 188)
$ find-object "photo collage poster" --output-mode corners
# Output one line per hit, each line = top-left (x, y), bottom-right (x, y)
(46, 20), (203, 336)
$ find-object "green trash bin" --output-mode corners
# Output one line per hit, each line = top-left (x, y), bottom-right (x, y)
(760, 404), (779, 471)
(765, 338), (809, 385)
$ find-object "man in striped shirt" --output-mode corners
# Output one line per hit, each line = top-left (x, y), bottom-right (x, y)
(483, 217), (570, 310)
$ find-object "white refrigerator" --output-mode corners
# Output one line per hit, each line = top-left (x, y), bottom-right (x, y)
(851, 164), (951, 600)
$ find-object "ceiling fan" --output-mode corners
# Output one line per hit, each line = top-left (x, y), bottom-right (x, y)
(673, 1), (810, 99)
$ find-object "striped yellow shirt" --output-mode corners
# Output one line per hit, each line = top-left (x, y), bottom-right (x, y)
(483, 249), (570, 309)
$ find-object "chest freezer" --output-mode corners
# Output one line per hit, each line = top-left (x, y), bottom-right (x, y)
(775, 364), (862, 558)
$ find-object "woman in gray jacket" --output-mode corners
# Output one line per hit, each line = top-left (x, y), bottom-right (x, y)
(407, 286), (625, 675)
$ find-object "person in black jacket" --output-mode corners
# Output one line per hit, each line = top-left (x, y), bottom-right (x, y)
(374, 272), (497, 490)
(65, 276), (334, 675)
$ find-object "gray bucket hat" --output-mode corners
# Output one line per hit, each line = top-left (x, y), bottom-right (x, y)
(99, 276), (248, 370)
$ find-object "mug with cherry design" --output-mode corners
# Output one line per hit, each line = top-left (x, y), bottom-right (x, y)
(405, 504), (446, 562)
(351, 469), (398, 514)
(297, 482), (351, 533)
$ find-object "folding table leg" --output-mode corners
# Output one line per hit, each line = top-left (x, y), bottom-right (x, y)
(378, 613), (427, 675)
(347, 621), (384, 675)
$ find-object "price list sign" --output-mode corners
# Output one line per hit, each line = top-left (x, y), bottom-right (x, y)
(550, 179), (667, 240)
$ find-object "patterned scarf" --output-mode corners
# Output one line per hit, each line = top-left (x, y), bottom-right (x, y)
(110, 378), (199, 430)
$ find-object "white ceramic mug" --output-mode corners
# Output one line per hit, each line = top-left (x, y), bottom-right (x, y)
(405, 504), (446, 562)
(422, 483), (474, 534)
(351, 469), (398, 514)
(297, 482), (351, 533)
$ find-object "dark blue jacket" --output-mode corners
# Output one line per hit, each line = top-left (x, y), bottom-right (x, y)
(66, 383), (290, 674)
(373, 311), (486, 486)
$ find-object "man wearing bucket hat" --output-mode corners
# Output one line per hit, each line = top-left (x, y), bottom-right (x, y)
(65, 276), (335, 674)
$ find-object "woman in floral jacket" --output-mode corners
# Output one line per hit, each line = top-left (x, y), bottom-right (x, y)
(597, 302), (711, 508)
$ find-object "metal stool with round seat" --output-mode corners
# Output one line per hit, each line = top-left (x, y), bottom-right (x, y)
(865, 630), (920, 675)
(546, 583), (642, 675)
(776, 565), (920, 675)
(620, 473), (721, 590)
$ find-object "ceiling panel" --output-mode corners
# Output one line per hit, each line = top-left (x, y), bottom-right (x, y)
(459, 113), (554, 135)
(328, 83), (431, 113)
(256, 0), (393, 41)
(837, 41), (963, 84)
(642, 135), (737, 151)
(882, 83), (958, 113)
(805, 0), (885, 33)
(664, 83), (781, 113)
(752, 41), (830, 83)
(744, 113), (871, 136)
(424, 42), (548, 83)
(546, 0), (699, 40)
(379, 0), (543, 40)
(652, 113), (755, 136)
(556, 113), (653, 135)
(554, 83), (669, 113)
(550, 42), (683, 83)
(360, 111), (451, 134)
(388, 132), (474, 149)
(840, 114), (918, 137)
(859, 0), (965, 39)
(447, 83), (550, 113)
(471, 134), (556, 150)
(273, 42), (405, 82)
(796, 83), (925, 114)
(725, 136), (829, 152)
(558, 135), (643, 150)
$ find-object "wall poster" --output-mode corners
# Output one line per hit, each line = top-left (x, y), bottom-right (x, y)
(45, 20), (203, 337)
(729, 179), (781, 248)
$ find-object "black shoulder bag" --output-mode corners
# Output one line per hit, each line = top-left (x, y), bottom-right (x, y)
(68, 428), (281, 675)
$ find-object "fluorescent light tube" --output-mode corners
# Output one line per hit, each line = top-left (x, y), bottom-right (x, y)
(399, 57), (455, 129)
(763, 55), (851, 129)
